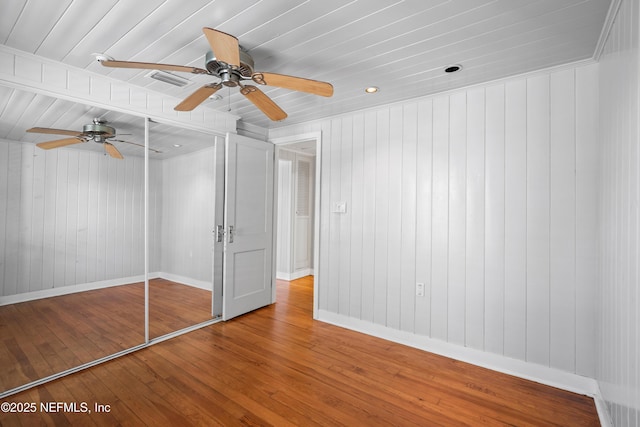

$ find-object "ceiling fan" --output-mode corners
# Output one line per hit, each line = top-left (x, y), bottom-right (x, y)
(99, 27), (334, 121)
(27, 118), (157, 159)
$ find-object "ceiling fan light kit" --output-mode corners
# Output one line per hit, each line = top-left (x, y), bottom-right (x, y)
(98, 27), (334, 121)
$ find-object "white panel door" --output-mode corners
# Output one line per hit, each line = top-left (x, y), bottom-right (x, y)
(222, 133), (275, 320)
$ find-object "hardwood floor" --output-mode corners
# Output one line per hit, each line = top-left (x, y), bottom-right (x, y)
(147, 278), (213, 338)
(0, 276), (600, 426)
(0, 279), (212, 392)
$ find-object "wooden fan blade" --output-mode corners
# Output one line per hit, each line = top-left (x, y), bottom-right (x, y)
(240, 85), (287, 121)
(27, 127), (82, 137)
(174, 84), (223, 111)
(203, 27), (240, 68)
(104, 143), (124, 159)
(36, 137), (84, 149)
(252, 72), (334, 97)
(100, 60), (208, 75)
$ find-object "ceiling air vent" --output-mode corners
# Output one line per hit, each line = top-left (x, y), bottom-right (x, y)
(145, 70), (191, 87)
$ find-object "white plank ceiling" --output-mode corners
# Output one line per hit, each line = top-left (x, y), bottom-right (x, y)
(0, 86), (215, 159)
(0, 0), (612, 150)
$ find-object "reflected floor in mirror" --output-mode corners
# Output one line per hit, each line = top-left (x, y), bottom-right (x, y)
(0, 279), (212, 392)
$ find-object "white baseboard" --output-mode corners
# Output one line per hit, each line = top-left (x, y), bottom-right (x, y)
(593, 391), (614, 427)
(317, 309), (610, 425)
(0, 272), (212, 306)
(276, 268), (313, 281)
(157, 272), (212, 291)
(0, 275), (147, 306)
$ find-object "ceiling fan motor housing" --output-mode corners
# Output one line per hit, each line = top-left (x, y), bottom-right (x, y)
(205, 49), (254, 86)
(83, 119), (115, 142)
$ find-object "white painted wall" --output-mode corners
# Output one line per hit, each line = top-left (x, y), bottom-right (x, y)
(0, 140), (146, 296)
(598, 0), (640, 425)
(0, 137), (217, 300)
(158, 143), (218, 286)
(269, 62), (600, 378)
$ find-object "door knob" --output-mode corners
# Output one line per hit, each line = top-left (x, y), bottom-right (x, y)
(215, 225), (224, 243)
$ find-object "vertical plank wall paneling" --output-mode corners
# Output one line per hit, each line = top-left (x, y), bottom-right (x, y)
(549, 69), (577, 373)
(574, 60), (598, 380)
(526, 75), (552, 367)
(0, 138), (216, 299)
(465, 88), (486, 352)
(414, 100), (433, 337)
(373, 110), (390, 326)
(360, 110), (378, 323)
(431, 96), (450, 342)
(598, 0), (640, 424)
(483, 84), (506, 356)
(158, 144), (216, 285)
(448, 92), (467, 347)
(387, 106), (403, 331)
(349, 113), (365, 319)
(327, 118), (342, 314)
(503, 80), (527, 361)
(269, 62), (599, 377)
(400, 103), (417, 333)
(339, 116), (353, 318)
(0, 142), (145, 297)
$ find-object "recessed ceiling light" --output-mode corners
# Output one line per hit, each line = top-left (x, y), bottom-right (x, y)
(444, 64), (462, 73)
(365, 86), (379, 93)
(173, 144), (182, 148)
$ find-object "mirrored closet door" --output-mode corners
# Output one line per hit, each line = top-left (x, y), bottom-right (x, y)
(146, 121), (222, 339)
(0, 88), (147, 392)
(0, 88), (225, 396)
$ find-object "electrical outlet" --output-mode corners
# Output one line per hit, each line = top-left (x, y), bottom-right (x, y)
(416, 282), (425, 297)
(332, 201), (347, 213)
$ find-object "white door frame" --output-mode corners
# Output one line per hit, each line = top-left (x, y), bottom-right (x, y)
(270, 132), (322, 319)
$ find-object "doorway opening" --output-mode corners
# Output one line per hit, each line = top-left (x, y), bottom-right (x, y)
(272, 132), (321, 318)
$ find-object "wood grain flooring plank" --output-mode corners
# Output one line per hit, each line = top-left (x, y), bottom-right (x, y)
(0, 279), (211, 391)
(0, 277), (600, 426)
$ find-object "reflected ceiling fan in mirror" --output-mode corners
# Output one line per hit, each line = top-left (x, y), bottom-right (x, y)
(99, 28), (334, 121)
(27, 118), (159, 159)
